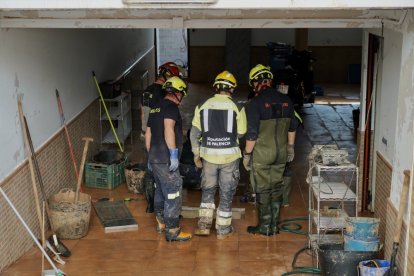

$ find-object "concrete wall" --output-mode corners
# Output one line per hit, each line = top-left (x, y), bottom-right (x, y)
(157, 29), (188, 68)
(363, 10), (414, 275)
(0, 28), (154, 182)
(0, 27), (154, 272)
(189, 28), (362, 82)
(309, 28), (362, 46)
(190, 28), (362, 47)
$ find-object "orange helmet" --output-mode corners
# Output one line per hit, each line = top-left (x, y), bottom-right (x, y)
(159, 62), (180, 79)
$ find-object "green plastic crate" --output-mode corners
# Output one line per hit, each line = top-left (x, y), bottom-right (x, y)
(84, 159), (126, 190)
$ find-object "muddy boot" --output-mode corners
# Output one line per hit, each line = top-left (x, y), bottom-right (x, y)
(216, 210), (234, 240)
(144, 171), (155, 213)
(217, 226), (234, 240)
(165, 228), (192, 242)
(155, 212), (165, 233)
(194, 205), (214, 236)
(270, 202), (282, 234)
(247, 204), (273, 236)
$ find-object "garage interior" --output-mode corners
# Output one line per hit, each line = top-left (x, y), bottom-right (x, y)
(1, 4), (414, 276)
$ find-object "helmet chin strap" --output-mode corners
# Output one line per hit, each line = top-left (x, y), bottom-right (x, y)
(254, 80), (271, 95)
(169, 91), (183, 106)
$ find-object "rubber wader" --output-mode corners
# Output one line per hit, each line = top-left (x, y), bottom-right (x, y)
(247, 118), (291, 236)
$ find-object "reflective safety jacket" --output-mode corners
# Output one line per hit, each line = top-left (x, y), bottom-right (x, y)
(192, 94), (247, 164)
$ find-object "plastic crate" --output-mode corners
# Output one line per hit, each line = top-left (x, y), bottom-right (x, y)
(84, 159), (126, 190)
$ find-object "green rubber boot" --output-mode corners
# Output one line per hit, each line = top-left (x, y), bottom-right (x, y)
(247, 204), (273, 236)
(270, 202), (282, 234)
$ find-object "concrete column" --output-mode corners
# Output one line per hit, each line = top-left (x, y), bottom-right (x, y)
(295, 28), (308, 50)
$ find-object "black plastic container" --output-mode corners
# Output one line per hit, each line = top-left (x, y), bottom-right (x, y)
(99, 81), (122, 99)
(93, 150), (125, 165)
(318, 243), (378, 276)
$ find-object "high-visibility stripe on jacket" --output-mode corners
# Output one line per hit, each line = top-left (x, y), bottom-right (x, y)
(192, 94), (247, 164)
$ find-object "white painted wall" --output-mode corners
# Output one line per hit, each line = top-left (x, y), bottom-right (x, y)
(0, 28), (154, 181)
(390, 12), (414, 207)
(157, 29), (188, 67)
(371, 29), (402, 162)
(0, 0), (413, 9)
(189, 28), (361, 47)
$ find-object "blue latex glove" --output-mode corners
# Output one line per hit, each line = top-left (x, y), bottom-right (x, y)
(169, 148), (179, 172)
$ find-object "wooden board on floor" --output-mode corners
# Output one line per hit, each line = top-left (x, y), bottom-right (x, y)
(181, 206), (245, 219)
(93, 200), (138, 233)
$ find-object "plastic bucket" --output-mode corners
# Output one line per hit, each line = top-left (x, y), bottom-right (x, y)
(344, 234), (380, 252)
(346, 217), (380, 240)
(359, 260), (390, 276)
(49, 189), (91, 240)
(318, 243), (378, 276)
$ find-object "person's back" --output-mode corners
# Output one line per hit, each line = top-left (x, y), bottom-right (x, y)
(148, 98), (183, 164)
(191, 70), (246, 239)
(140, 62), (180, 138)
(247, 86), (295, 165)
(195, 94), (245, 164)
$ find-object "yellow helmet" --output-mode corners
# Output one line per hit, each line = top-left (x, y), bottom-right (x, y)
(163, 76), (188, 96)
(248, 64), (273, 86)
(213, 71), (237, 90)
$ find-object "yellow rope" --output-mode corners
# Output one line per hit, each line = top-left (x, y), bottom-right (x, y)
(92, 72), (124, 153)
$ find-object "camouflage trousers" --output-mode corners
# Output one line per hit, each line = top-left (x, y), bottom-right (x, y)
(151, 163), (183, 229)
(199, 159), (240, 235)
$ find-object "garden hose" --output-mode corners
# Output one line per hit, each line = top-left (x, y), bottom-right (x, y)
(278, 217), (321, 275)
(278, 216), (308, 236)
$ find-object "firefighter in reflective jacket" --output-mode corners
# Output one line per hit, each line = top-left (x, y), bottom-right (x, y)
(190, 71), (247, 239)
(243, 64), (300, 236)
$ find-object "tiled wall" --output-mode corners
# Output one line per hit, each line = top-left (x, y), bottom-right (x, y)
(0, 99), (100, 273)
(385, 199), (407, 275)
(374, 152), (393, 246)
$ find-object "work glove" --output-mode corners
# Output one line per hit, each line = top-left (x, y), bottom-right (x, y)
(192, 147), (203, 169)
(193, 154), (203, 169)
(287, 144), (295, 162)
(140, 130), (146, 142)
(243, 151), (252, 171)
(169, 148), (179, 172)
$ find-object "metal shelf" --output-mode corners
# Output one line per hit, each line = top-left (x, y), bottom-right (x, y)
(307, 145), (359, 247)
(309, 234), (343, 246)
(311, 209), (348, 231)
(311, 182), (357, 201)
(102, 127), (132, 144)
(99, 93), (132, 146)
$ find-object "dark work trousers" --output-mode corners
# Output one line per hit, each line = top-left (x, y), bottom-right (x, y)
(151, 163), (183, 229)
(201, 159), (240, 234)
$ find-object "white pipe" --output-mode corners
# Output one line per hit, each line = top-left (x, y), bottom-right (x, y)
(0, 188), (62, 275)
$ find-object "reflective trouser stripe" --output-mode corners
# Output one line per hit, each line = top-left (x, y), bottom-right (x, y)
(216, 216), (232, 226)
(199, 208), (214, 217)
(227, 109), (233, 133)
(216, 210), (232, 226)
(167, 191), (180, 199)
(200, 202), (215, 209)
(217, 210), (232, 217)
(200, 146), (240, 155)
